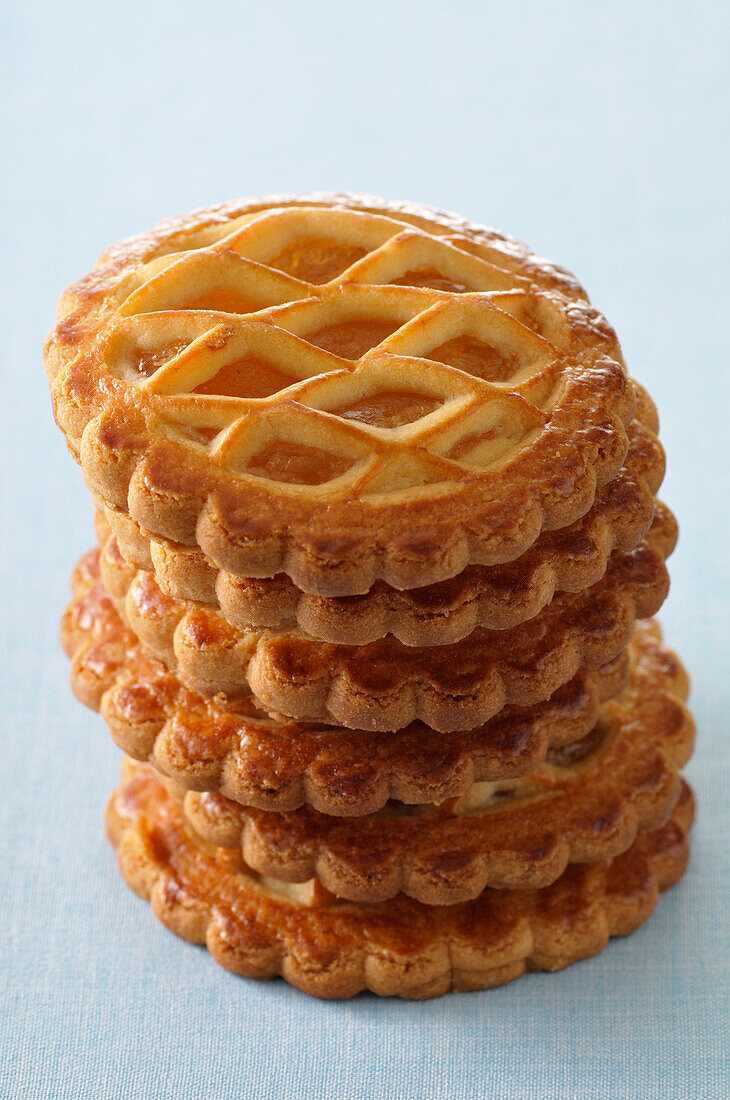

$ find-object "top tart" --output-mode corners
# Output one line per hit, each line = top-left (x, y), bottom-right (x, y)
(45, 193), (634, 595)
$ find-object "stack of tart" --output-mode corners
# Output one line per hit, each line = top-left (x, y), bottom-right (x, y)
(46, 193), (694, 999)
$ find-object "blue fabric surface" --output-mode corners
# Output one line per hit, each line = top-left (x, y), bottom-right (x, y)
(2, 2), (729, 1097)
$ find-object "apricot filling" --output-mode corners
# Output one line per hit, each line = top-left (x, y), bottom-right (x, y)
(306, 319), (400, 360)
(133, 340), (190, 377)
(391, 268), (470, 293)
(331, 389), (442, 430)
(245, 440), (353, 485)
(183, 288), (263, 314)
(269, 239), (367, 284)
(194, 356), (296, 399)
(429, 334), (519, 382)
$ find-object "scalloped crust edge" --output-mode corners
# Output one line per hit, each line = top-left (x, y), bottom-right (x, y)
(175, 619), (694, 904)
(72, 365), (634, 597)
(61, 554), (630, 815)
(94, 408), (666, 643)
(105, 766), (694, 1000)
(102, 503), (676, 731)
(45, 192), (635, 596)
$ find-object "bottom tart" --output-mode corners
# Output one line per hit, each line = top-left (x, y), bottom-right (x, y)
(107, 762), (694, 1000)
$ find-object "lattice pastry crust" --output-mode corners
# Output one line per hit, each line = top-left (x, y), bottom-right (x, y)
(61, 551), (629, 815)
(95, 399), (664, 642)
(173, 620), (693, 905)
(96, 504), (676, 731)
(46, 193), (634, 595)
(106, 764), (694, 1000)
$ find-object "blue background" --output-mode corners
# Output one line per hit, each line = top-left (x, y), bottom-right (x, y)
(2, 2), (729, 1097)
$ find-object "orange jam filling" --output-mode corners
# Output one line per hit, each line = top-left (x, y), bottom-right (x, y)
(133, 340), (190, 377)
(184, 288), (263, 314)
(430, 334), (519, 382)
(306, 319), (400, 359)
(332, 389), (442, 429)
(245, 440), (353, 485)
(269, 239), (367, 284)
(391, 268), (470, 293)
(194, 356), (296, 399)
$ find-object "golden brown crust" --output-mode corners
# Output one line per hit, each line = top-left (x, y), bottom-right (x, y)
(172, 619), (694, 904)
(96, 503), (676, 731)
(45, 193), (634, 596)
(60, 552), (629, 816)
(106, 763), (694, 1000)
(95, 409), (664, 641)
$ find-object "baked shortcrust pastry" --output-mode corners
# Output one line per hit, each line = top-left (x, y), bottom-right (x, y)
(45, 193), (635, 595)
(165, 619), (695, 905)
(95, 389), (665, 644)
(47, 193), (695, 1001)
(96, 503), (675, 729)
(62, 549), (629, 816)
(107, 762), (694, 1000)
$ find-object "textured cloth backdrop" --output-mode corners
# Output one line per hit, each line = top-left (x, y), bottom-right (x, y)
(2, 2), (728, 1097)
